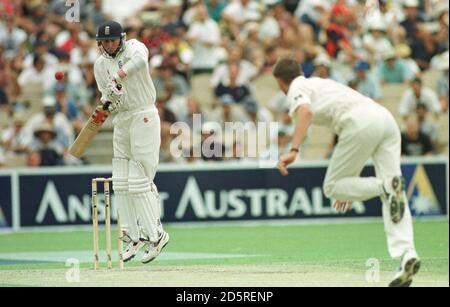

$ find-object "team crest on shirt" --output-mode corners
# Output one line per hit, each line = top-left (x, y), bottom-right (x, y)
(118, 60), (123, 69)
(294, 94), (303, 101)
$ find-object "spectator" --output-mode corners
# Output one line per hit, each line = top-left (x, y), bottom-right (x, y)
(351, 60), (382, 101)
(222, 0), (261, 41)
(0, 15), (27, 59)
(410, 25), (439, 71)
(182, 0), (203, 27)
(22, 96), (74, 151)
(434, 3), (449, 52)
(401, 116), (433, 156)
(258, 2), (281, 46)
(85, 0), (110, 34)
(141, 23), (171, 59)
(363, 19), (393, 63)
(238, 22), (265, 68)
(365, 0), (404, 44)
(312, 53), (344, 83)
(399, 77), (442, 118)
(205, 0), (226, 23)
(18, 54), (55, 93)
(214, 62), (252, 104)
(187, 4), (221, 75)
(29, 123), (64, 166)
(54, 83), (83, 134)
(400, 0), (425, 43)
(295, 0), (330, 41)
(1, 112), (28, 154)
(211, 46), (259, 93)
(262, 45), (278, 73)
(415, 103), (440, 151)
(160, 1), (185, 38)
(153, 59), (190, 96)
(395, 44), (420, 77)
(377, 48), (414, 84)
(325, 4), (352, 59)
(70, 38), (99, 68)
(23, 40), (59, 70)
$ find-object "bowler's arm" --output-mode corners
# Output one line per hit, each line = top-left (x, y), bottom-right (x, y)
(278, 104), (313, 176)
(291, 104), (313, 151)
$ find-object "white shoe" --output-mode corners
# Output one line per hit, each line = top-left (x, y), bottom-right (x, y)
(141, 231), (170, 264)
(389, 250), (421, 287)
(383, 176), (406, 224)
(121, 234), (145, 262)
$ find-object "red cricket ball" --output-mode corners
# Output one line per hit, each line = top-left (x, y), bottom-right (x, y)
(55, 71), (64, 80)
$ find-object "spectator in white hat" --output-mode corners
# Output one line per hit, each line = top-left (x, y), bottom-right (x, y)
(377, 47), (414, 84)
(363, 19), (393, 63)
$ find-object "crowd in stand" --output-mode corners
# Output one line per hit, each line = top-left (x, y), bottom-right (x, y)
(0, 0), (448, 167)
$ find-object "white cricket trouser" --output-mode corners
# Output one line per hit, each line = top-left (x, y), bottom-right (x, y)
(113, 105), (161, 180)
(112, 104), (162, 242)
(323, 103), (416, 258)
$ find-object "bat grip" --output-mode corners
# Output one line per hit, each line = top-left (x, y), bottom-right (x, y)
(103, 101), (111, 111)
(102, 83), (121, 111)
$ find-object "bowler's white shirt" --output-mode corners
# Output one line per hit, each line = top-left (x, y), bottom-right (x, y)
(287, 76), (376, 134)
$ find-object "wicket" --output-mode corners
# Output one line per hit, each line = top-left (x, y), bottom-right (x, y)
(91, 178), (124, 270)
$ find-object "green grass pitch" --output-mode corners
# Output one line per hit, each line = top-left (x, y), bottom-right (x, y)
(0, 219), (448, 287)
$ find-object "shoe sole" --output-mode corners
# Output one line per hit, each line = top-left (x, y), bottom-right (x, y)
(389, 258), (421, 287)
(142, 233), (170, 264)
(390, 176), (406, 224)
(123, 254), (135, 263)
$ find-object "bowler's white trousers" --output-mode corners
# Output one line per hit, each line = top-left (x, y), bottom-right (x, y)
(323, 103), (416, 258)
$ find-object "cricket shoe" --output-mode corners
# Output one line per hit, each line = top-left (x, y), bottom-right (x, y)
(141, 231), (170, 264)
(389, 250), (421, 287)
(121, 234), (145, 262)
(383, 176), (406, 224)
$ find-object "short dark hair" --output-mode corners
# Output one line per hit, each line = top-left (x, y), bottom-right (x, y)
(416, 103), (428, 111)
(272, 57), (301, 84)
(412, 77), (422, 84)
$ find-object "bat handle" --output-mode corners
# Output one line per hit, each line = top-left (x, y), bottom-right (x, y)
(103, 101), (111, 111)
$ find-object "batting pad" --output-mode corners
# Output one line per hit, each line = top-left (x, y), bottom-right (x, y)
(112, 158), (140, 242)
(128, 160), (160, 243)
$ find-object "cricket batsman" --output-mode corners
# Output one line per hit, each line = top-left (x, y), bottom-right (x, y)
(273, 57), (420, 287)
(94, 21), (169, 263)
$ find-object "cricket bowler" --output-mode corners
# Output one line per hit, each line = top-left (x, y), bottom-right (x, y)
(94, 21), (169, 263)
(273, 57), (420, 287)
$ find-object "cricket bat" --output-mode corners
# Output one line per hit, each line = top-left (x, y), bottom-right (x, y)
(69, 101), (112, 158)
